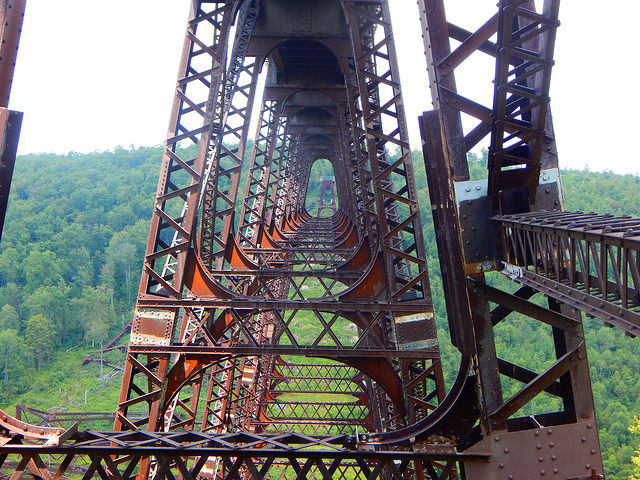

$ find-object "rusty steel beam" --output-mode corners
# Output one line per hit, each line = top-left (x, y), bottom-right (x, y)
(0, 0), (26, 108)
(0, 429), (489, 479)
(107, 2), (453, 479)
(0, 0), (632, 479)
(110, 2), (448, 478)
(418, 0), (605, 478)
(495, 210), (640, 337)
(488, 0), (561, 203)
(0, 108), (21, 239)
(0, 0), (24, 241)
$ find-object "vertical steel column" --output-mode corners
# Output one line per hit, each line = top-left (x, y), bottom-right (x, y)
(199, 0), (262, 270)
(263, 127), (290, 228)
(115, 1), (236, 444)
(341, 0), (446, 432)
(337, 90), (369, 239)
(343, 0), (432, 302)
(419, 3), (603, 477)
(342, 62), (377, 247)
(0, 0), (25, 107)
(199, 55), (262, 269)
(488, 0), (560, 202)
(419, 0), (469, 180)
(417, 0), (512, 424)
(0, 0), (25, 240)
(237, 99), (284, 248)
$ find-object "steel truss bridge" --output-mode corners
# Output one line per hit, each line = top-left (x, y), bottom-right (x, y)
(0, 0), (638, 478)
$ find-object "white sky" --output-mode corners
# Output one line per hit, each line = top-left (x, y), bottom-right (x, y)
(9, 1), (640, 175)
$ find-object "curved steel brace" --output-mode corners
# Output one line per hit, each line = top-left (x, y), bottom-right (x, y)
(359, 356), (477, 446)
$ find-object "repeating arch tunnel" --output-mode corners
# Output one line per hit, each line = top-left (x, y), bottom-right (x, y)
(147, 0), (446, 441)
(3, 0), (640, 479)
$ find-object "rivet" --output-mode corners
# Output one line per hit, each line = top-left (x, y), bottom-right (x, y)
(590, 449), (596, 455)
(508, 476), (513, 480)
(585, 464), (591, 470)
(465, 186), (471, 192)
(540, 470), (545, 476)
(551, 455), (557, 461)
(538, 457), (544, 462)
(536, 444), (542, 449)
(495, 436), (501, 441)
(504, 448), (509, 454)
(534, 431), (540, 436)
(586, 423), (592, 429)
(553, 468), (558, 474)
(547, 429), (553, 435)
(549, 442), (554, 448)
(581, 437), (587, 443)
(499, 463), (505, 469)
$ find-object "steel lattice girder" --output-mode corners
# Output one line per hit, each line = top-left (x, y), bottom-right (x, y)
(0, 429), (488, 479)
(419, 0), (605, 478)
(3, 0), (637, 479)
(494, 210), (640, 337)
(109, 1), (447, 478)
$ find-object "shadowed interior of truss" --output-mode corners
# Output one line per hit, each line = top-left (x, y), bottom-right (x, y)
(2, 0), (638, 479)
(111, 5), (447, 475)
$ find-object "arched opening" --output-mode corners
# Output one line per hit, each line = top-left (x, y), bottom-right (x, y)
(269, 39), (344, 86)
(305, 158), (337, 217)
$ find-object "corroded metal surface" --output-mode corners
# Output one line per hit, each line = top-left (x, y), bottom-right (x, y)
(1, 0), (635, 479)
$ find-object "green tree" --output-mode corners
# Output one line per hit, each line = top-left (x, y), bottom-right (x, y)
(73, 285), (117, 346)
(101, 220), (147, 313)
(24, 314), (55, 370)
(0, 282), (22, 309)
(632, 416), (640, 480)
(0, 304), (20, 330)
(22, 249), (63, 294)
(0, 247), (23, 285)
(0, 328), (26, 384)
(23, 283), (71, 345)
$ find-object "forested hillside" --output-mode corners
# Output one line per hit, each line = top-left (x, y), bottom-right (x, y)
(0, 147), (639, 478)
